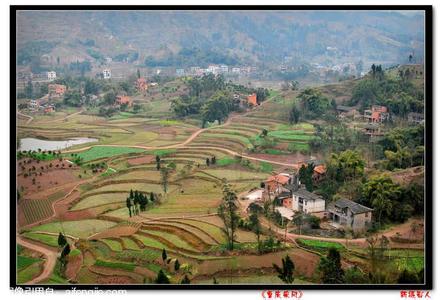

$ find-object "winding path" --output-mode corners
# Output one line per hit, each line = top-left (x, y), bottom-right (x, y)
(16, 236), (58, 284)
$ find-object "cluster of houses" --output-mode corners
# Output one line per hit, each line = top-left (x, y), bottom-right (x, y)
(175, 64), (257, 77)
(28, 98), (55, 113)
(336, 104), (424, 137)
(244, 165), (373, 233)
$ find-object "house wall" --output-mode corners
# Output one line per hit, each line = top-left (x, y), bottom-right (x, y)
(352, 212), (372, 232)
(304, 198), (326, 213)
(292, 195), (325, 213)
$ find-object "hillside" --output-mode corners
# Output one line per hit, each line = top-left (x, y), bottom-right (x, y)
(16, 10), (425, 69)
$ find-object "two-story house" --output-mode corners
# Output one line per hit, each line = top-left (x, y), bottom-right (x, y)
(328, 198), (373, 232)
(283, 183), (326, 214)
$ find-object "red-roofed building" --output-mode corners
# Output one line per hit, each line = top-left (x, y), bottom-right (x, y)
(313, 165), (326, 183)
(364, 105), (389, 123)
(116, 95), (133, 107)
(48, 84), (66, 97)
(135, 78), (148, 93)
(247, 93), (258, 106)
(265, 174), (291, 195)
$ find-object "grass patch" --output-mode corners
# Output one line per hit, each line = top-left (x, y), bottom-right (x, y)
(69, 248), (82, 257)
(94, 259), (136, 271)
(17, 255), (42, 271)
(101, 239), (123, 252)
(22, 232), (59, 247)
(216, 157), (240, 167)
(29, 220), (116, 239)
(259, 162), (274, 173)
(268, 130), (315, 141)
(17, 261), (43, 284)
(76, 146), (146, 162)
(296, 238), (344, 252)
(149, 149), (177, 157)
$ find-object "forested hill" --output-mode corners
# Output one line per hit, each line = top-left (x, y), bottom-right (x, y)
(16, 10), (424, 68)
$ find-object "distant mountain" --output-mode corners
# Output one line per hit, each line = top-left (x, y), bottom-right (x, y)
(16, 10), (425, 69)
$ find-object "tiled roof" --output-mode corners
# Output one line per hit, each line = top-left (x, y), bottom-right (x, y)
(292, 188), (322, 201)
(334, 198), (373, 214)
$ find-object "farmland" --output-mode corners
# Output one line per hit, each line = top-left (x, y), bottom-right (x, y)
(16, 61), (426, 287)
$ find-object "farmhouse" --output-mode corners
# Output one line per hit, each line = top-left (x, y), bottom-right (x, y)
(287, 186), (326, 214)
(44, 105), (55, 113)
(364, 105), (389, 123)
(336, 105), (358, 119)
(135, 78), (149, 93)
(247, 93), (258, 106)
(265, 173), (291, 195)
(408, 112), (424, 124)
(46, 71), (57, 81)
(363, 123), (382, 137)
(48, 84), (66, 97)
(328, 198), (373, 232)
(116, 95), (133, 107)
(103, 69), (112, 79)
(312, 165), (326, 183)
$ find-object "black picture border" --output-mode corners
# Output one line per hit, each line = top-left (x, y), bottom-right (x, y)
(10, 4), (433, 291)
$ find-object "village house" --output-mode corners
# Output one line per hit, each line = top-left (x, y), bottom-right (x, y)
(115, 95), (133, 107)
(328, 198), (373, 232)
(176, 69), (185, 76)
(247, 93), (258, 106)
(336, 105), (358, 119)
(103, 69), (112, 79)
(48, 84), (66, 97)
(312, 165), (326, 184)
(44, 105), (55, 113)
(284, 185), (326, 214)
(408, 112), (424, 125)
(364, 105), (389, 123)
(135, 78), (149, 93)
(46, 71), (57, 81)
(264, 173), (291, 197)
(363, 123), (382, 137)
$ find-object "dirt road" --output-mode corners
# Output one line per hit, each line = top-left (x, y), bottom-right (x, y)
(16, 236), (58, 284)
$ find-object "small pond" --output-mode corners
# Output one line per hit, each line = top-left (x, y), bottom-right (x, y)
(19, 137), (98, 152)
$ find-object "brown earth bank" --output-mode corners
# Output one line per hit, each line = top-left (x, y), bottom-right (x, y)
(246, 152), (313, 166)
(127, 155), (154, 166)
(89, 225), (140, 240)
(197, 248), (320, 279)
(65, 251), (83, 281)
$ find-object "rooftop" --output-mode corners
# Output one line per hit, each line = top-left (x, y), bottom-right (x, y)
(333, 198), (373, 214)
(292, 188), (322, 201)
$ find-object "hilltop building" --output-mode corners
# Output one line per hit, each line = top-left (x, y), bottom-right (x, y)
(46, 71), (57, 81)
(135, 78), (149, 93)
(103, 69), (112, 79)
(116, 95), (133, 107)
(48, 84), (66, 97)
(364, 105), (389, 123)
(247, 93), (258, 106)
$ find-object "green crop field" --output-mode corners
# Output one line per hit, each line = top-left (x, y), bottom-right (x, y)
(29, 220), (116, 239)
(101, 239), (123, 252)
(268, 130), (315, 141)
(76, 146), (147, 162)
(22, 232), (60, 247)
(296, 238), (344, 251)
(94, 259), (136, 271)
(71, 192), (128, 211)
(18, 255), (42, 271)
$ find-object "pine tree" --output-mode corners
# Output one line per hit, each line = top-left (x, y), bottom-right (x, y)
(162, 248), (168, 265)
(272, 254), (295, 283)
(174, 259), (181, 272)
(181, 274), (190, 284)
(318, 248), (345, 283)
(155, 270), (170, 284)
(58, 232), (67, 247)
